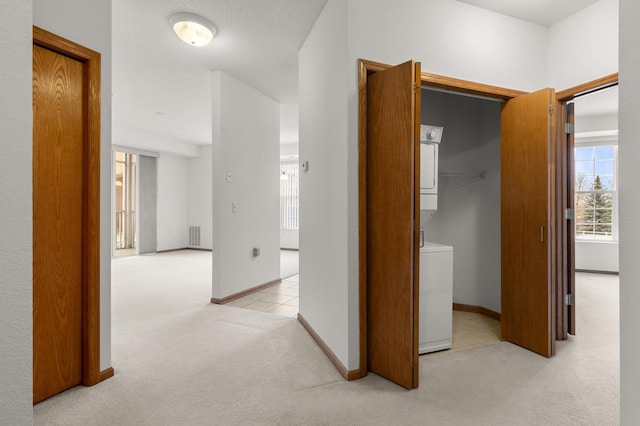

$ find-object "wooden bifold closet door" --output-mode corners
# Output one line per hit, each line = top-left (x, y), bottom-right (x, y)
(366, 60), (421, 389)
(501, 88), (557, 357)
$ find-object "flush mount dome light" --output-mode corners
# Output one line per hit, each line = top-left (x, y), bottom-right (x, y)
(170, 12), (217, 46)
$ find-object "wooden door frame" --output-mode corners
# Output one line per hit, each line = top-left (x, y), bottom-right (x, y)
(358, 59), (618, 374)
(358, 59), (525, 375)
(33, 26), (109, 387)
(554, 73), (619, 340)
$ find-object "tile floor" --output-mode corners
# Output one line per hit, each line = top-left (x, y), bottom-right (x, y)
(224, 274), (299, 318)
(225, 246), (500, 352)
(423, 310), (501, 358)
(227, 272), (502, 355)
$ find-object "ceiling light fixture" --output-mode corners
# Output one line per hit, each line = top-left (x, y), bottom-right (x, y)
(169, 12), (217, 47)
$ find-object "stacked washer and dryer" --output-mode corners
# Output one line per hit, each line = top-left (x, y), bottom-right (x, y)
(419, 125), (453, 355)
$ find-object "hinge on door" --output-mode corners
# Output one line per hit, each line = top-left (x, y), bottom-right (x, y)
(564, 208), (575, 220)
(413, 83), (417, 93)
(548, 105), (554, 114)
(564, 122), (575, 134)
(565, 294), (575, 306)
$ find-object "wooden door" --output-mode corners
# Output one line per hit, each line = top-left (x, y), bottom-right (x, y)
(501, 88), (557, 357)
(33, 44), (85, 403)
(366, 60), (421, 389)
(555, 101), (576, 341)
(565, 102), (576, 335)
(32, 27), (106, 402)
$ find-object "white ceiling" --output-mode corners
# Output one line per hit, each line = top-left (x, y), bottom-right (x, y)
(112, 0), (327, 147)
(112, 0), (611, 151)
(456, 0), (601, 27)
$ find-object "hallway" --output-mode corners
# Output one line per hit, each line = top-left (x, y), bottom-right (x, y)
(33, 251), (619, 425)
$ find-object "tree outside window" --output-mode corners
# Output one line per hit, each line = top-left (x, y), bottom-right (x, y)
(575, 145), (616, 240)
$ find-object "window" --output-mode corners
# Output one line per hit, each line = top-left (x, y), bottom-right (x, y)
(575, 143), (617, 241)
(114, 151), (137, 250)
(280, 162), (299, 230)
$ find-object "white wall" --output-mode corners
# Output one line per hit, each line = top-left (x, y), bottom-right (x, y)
(280, 103), (299, 145)
(280, 229), (299, 250)
(188, 145), (213, 250)
(421, 90), (502, 313)
(280, 143), (299, 158)
(575, 113), (618, 132)
(349, 0), (548, 92)
(575, 242), (619, 272)
(619, 0), (640, 422)
(156, 154), (189, 251)
(299, 0), (352, 367)
(33, 0), (113, 372)
(0, 1), (32, 423)
(113, 126), (199, 158)
(211, 71), (280, 298)
(548, 0), (619, 90)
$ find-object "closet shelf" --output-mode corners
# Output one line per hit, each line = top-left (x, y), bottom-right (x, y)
(439, 170), (485, 191)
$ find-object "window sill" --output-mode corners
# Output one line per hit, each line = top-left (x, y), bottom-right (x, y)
(575, 239), (619, 245)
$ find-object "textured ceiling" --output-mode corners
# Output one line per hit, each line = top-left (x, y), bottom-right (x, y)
(112, 0), (327, 146)
(457, 0), (600, 26)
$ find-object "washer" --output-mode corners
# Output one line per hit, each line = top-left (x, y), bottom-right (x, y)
(419, 242), (453, 354)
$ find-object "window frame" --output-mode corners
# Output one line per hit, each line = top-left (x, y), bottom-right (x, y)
(574, 131), (618, 242)
(279, 160), (299, 231)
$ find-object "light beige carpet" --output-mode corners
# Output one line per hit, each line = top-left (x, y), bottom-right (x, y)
(33, 253), (619, 425)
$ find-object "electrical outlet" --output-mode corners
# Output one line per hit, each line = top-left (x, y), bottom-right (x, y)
(232, 201), (238, 213)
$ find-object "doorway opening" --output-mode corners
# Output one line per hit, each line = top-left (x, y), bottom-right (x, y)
(418, 85), (503, 357)
(566, 85), (619, 271)
(280, 159), (300, 277)
(357, 60), (620, 387)
(113, 151), (137, 257)
(357, 59), (526, 382)
(359, 60), (619, 385)
(556, 76), (619, 338)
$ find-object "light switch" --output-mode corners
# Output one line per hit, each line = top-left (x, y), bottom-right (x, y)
(226, 172), (233, 183)
(232, 201), (238, 213)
